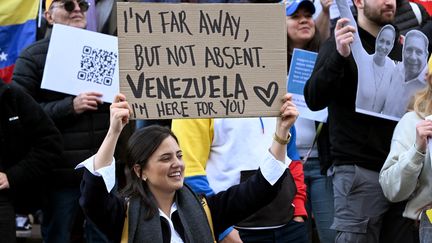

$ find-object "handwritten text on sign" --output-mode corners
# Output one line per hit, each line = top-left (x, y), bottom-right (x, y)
(117, 3), (286, 119)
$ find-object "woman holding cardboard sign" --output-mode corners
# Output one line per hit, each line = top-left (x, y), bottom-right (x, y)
(77, 93), (298, 242)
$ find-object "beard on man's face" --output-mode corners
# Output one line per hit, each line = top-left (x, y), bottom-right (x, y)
(363, 2), (395, 26)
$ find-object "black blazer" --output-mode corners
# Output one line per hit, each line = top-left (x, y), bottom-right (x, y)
(79, 167), (287, 242)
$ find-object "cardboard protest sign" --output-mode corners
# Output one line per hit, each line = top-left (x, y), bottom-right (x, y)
(117, 3), (286, 119)
(41, 24), (119, 103)
(287, 48), (327, 122)
(336, 0), (428, 121)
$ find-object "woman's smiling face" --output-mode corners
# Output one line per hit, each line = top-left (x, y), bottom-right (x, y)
(286, 7), (315, 49)
(141, 136), (185, 196)
(375, 27), (395, 57)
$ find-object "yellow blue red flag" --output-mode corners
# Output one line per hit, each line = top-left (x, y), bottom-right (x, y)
(0, 0), (39, 82)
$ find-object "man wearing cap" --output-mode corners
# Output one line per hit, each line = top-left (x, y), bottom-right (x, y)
(305, 0), (418, 242)
(12, 0), (119, 242)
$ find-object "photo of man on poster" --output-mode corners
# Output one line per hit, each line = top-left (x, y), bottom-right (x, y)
(333, 0), (428, 121)
(382, 30), (429, 118)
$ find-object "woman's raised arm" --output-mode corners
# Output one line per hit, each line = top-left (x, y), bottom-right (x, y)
(94, 93), (132, 170)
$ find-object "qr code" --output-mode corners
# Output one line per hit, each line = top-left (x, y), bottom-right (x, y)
(78, 46), (117, 86)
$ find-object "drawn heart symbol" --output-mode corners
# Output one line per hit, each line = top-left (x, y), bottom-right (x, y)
(253, 82), (279, 107)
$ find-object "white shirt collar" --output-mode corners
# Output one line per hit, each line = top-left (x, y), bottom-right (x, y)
(158, 203), (184, 243)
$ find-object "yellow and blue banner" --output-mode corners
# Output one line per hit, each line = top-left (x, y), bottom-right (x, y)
(0, 0), (39, 82)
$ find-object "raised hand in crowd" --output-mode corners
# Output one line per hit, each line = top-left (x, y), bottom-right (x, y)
(415, 119), (432, 153)
(0, 172), (9, 190)
(278, 94), (298, 126)
(94, 93), (131, 171)
(320, 0), (333, 13)
(334, 18), (356, 57)
(316, 0), (333, 41)
(272, 93), (299, 161)
(275, 93), (298, 137)
(108, 94), (131, 134)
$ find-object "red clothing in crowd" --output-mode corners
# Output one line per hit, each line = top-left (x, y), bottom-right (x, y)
(411, 0), (432, 15)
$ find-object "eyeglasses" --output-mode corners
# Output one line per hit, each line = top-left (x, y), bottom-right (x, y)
(51, 0), (90, 13)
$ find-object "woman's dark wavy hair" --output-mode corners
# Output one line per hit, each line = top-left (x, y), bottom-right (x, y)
(120, 125), (179, 219)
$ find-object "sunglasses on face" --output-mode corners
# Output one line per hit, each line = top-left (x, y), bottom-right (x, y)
(52, 0), (90, 13)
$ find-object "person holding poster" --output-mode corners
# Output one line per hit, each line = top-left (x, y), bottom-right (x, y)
(286, 0), (337, 242)
(77, 93), (298, 243)
(328, 0), (398, 116)
(12, 0), (132, 242)
(304, 0), (419, 242)
(382, 30), (429, 118)
(380, 69), (432, 243)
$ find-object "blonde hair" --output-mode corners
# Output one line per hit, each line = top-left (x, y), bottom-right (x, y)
(412, 74), (432, 119)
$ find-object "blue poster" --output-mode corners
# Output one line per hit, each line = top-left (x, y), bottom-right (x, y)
(287, 48), (317, 94)
(287, 48), (327, 122)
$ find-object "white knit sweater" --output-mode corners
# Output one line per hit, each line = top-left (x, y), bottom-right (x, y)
(380, 111), (432, 220)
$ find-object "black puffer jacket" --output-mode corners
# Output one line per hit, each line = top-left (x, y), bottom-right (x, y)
(0, 82), (62, 212)
(13, 38), (111, 188)
(395, 0), (429, 35)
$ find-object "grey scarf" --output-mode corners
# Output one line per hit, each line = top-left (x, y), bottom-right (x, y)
(128, 186), (214, 243)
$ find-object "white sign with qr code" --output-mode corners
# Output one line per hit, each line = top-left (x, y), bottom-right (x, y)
(41, 24), (119, 103)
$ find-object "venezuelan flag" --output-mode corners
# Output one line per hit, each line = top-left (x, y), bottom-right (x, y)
(0, 0), (39, 83)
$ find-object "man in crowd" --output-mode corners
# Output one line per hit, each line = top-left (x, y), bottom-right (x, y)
(305, 0), (418, 242)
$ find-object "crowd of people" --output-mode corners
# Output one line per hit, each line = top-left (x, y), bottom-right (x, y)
(3, 0), (432, 243)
